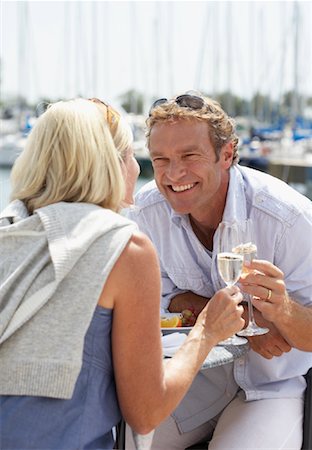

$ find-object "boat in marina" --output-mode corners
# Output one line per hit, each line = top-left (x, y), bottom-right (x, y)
(0, 133), (27, 168)
(0, 113), (36, 168)
(127, 113), (153, 177)
(1, 111), (311, 199)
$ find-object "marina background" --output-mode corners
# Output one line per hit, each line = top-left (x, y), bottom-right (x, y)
(0, 167), (11, 211)
(2, 1), (312, 107)
(1, 1), (312, 208)
(0, 166), (153, 212)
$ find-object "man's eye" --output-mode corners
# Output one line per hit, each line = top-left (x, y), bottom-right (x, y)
(152, 157), (167, 165)
(184, 153), (197, 159)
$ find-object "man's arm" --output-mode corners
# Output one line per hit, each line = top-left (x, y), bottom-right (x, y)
(253, 294), (312, 352)
(170, 292), (294, 358)
(168, 292), (209, 317)
(241, 259), (312, 352)
(164, 264), (300, 357)
(243, 307), (292, 358)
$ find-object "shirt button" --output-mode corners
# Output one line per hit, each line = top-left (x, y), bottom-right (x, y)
(255, 196), (264, 204)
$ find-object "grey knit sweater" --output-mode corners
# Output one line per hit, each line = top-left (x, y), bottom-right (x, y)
(0, 200), (137, 399)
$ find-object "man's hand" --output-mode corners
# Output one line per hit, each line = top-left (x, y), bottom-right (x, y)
(240, 259), (294, 323)
(239, 259), (312, 352)
(239, 261), (292, 358)
(239, 259), (292, 329)
(168, 292), (209, 317)
(245, 310), (292, 359)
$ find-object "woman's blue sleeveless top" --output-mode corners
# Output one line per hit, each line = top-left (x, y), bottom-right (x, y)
(0, 306), (121, 449)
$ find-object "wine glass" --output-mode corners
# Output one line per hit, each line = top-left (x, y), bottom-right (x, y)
(217, 221), (247, 346)
(233, 219), (269, 336)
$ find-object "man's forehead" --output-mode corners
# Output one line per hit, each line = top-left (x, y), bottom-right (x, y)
(149, 143), (203, 155)
(151, 117), (206, 130)
(149, 119), (211, 148)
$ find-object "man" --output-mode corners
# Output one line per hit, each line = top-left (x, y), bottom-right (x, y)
(126, 92), (312, 449)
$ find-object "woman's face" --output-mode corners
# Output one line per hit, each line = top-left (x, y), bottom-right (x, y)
(122, 147), (140, 206)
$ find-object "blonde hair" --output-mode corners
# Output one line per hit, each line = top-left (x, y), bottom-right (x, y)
(10, 98), (133, 213)
(146, 95), (239, 164)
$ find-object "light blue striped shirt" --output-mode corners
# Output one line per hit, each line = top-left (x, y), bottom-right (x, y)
(127, 165), (312, 402)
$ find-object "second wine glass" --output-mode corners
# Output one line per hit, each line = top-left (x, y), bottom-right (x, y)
(234, 219), (269, 337)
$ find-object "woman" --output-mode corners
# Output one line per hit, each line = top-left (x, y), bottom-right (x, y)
(0, 98), (244, 449)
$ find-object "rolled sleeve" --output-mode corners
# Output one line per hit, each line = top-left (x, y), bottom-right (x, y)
(161, 271), (188, 312)
(277, 212), (312, 306)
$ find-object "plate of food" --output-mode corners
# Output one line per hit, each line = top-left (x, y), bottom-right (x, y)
(160, 312), (194, 335)
(161, 326), (193, 335)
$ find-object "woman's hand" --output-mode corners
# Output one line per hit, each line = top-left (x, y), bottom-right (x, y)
(196, 286), (245, 345)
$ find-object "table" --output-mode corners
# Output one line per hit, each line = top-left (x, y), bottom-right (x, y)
(200, 342), (249, 369)
(131, 341), (249, 450)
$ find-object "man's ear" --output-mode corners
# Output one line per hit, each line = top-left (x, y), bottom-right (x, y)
(220, 142), (234, 169)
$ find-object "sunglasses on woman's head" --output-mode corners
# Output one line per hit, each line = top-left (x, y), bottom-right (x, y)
(89, 98), (120, 134)
(149, 94), (205, 116)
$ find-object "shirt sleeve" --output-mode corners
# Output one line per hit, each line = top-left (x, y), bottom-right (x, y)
(124, 206), (188, 312)
(161, 271), (188, 313)
(275, 208), (312, 306)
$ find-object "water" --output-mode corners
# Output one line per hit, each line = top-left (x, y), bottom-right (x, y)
(0, 167), (11, 211)
(0, 166), (152, 212)
(136, 175), (153, 192)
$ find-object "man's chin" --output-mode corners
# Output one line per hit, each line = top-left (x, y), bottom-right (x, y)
(170, 203), (192, 215)
(157, 186), (192, 213)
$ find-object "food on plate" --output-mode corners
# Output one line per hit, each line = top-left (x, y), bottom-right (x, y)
(181, 308), (196, 327)
(160, 310), (196, 328)
(160, 314), (182, 328)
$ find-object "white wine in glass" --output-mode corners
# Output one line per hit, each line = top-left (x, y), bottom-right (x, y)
(217, 222), (247, 346)
(217, 252), (244, 286)
(234, 219), (269, 337)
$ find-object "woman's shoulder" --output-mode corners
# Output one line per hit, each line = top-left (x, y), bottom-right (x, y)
(120, 229), (158, 266)
(98, 228), (160, 309)
(109, 229), (159, 287)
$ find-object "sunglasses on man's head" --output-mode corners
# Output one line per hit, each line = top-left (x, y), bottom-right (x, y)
(149, 94), (205, 116)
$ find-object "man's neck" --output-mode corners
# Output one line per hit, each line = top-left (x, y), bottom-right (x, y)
(189, 216), (221, 251)
(188, 170), (230, 250)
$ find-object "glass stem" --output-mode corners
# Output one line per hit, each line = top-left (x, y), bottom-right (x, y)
(247, 294), (256, 325)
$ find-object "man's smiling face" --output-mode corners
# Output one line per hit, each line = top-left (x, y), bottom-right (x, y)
(149, 118), (232, 219)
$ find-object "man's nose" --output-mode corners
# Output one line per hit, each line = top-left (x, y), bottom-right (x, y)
(166, 160), (187, 180)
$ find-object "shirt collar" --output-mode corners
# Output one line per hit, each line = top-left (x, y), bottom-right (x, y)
(222, 165), (248, 223)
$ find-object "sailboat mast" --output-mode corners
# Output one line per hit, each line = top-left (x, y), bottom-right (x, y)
(17, 2), (28, 107)
(64, 2), (71, 97)
(213, 2), (219, 98)
(92, 2), (98, 96)
(194, 3), (209, 91)
(167, 2), (174, 95)
(292, 1), (299, 125)
(154, 10), (160, 98)
(130, 2), (137, 113)
(226, 2), (233, 115)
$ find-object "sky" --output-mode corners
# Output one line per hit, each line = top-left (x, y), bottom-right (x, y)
(1, 0), (312, 113)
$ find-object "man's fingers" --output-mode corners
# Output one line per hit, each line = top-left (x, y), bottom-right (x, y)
(247, 259), (284, 279)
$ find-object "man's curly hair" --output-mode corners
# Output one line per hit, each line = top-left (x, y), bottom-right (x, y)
(146, 94), (239, 165)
